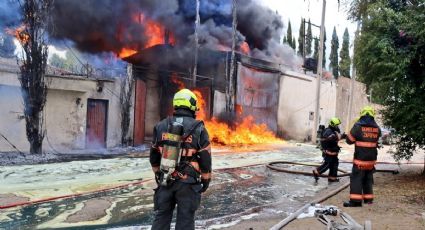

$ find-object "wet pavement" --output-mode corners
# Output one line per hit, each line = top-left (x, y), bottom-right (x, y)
(0, 143), (354, 229)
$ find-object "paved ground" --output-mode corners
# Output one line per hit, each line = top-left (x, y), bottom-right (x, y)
(0, 142), (423, 229)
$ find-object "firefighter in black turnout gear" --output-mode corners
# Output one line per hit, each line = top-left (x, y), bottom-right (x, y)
(343, 106), (381, 207)
(150, 89), (212, 230)
(313, 117), (345, 182)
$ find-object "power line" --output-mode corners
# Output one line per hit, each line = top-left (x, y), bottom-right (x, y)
(0, 132), (24, 155)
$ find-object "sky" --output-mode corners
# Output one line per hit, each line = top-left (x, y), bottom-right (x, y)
(262, 0), (357, 68)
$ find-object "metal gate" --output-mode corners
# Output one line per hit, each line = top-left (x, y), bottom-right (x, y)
(86, 99), (108, 149)
(236, 64), (280, 132)
(133, 80), (147, 146)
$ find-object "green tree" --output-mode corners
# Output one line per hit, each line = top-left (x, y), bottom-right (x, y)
(351, 0), (425, 169)
(286, 19), (293, 49)
(292, 37), (296, 50)
(329, 26), (339, 78)
(49, 53), (66, 69)
(282, 35), (287, 44)
(313, 37), (319, 61)
(298, 18), (305, 56)
(339, 28), (351, 77)
(323, 29), (327, 68)
(0, 34), (16, 58)
(306, 19), (312, 56)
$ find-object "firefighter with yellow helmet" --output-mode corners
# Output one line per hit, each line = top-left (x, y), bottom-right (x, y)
(313, 117), (345, 182)
(150, 89), (211, 229)
(343, 106), (381, 207)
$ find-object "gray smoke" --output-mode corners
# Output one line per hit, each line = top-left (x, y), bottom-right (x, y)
(0, 0), (20, 29)
(1, 0), (301, 67)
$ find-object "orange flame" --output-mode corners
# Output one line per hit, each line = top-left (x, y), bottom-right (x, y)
(5, 24), (29, 45)
(118, 47), (138, 59)
(171, 73), (185, 90)
(116, 13), (176, 59)
(205, 116), (283, 145)
(195, 88), (282, 146)
(193, 89), (207, 121)
(240, 41), (250, 55)
(169, 74), (282, 146)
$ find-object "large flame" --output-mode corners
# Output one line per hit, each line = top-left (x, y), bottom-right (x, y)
(5, 24), (29, 45)
(118, 47), (138, 59)
(117, 13), (175, 58)
(171, 75), (283, 146)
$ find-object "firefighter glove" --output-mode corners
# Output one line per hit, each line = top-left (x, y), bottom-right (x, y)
(200, 178), (210, 193)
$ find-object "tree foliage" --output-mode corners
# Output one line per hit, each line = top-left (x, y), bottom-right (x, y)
(18, 0), (53, 154)
(339, 28), (351, 78)
(329, 26), (339, 78)
(352, 0), (425, 163)
(286, 20), (295, 49)
(298, 18), (305, 56)
(0, 34), (16, 58)
(49, 51), (85, 74)
(313, 37), (319, 61)
(323, 29), (327, 68)
(306, 19), (312, 56)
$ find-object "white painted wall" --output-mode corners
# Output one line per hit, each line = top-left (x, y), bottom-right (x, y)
(277, 71), (337, 141)
(0, 68), (128, 152)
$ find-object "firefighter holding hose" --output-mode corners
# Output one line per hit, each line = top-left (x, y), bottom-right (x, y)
(343, 106), (381, 207)
(313, 117), (346, 183)
(149, 89), (212, 230)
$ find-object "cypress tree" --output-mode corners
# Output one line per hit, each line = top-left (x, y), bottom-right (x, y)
(306, 19), (312, 56)
(329, 27), (339, 78)
(339, 28), (351, 77)
(313, 37), (319, 60)
(298, 18), (305, 56)
(323, 29), (326, 68)
(292, 37), (296, 50)
(287, 20), (293, 48)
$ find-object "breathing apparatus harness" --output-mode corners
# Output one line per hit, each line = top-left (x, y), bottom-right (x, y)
(158, 116), (203, 186)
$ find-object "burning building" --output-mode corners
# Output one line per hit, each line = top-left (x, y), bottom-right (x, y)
(124, 45), (284, 145)
(1, 0), (376, 152)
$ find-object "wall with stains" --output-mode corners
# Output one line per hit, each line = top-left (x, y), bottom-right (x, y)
(277, 71), (337, 141)
(0, 61), (128, 153)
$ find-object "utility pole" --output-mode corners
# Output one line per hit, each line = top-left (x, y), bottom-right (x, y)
(192, 0), (200, 87)
(346, 21), (361, 132)
(312, 0), (326, 143)
(226, 0), (237, 113)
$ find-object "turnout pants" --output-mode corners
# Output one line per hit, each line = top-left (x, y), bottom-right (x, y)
(152, 181), (202, 230)
(316, 155), (339, 179)
(349, 165), (374, 203)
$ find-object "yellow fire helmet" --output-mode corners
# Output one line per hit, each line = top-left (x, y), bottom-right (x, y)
(360, 105), (375, 118)
(329, 117), (342, 127)
(173, 88), (199, 112)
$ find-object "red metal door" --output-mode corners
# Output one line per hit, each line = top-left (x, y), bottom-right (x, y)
(133, 80), (147, 146)
(86, 99), (108, 149)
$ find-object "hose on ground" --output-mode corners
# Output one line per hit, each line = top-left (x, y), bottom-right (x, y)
(268, 160), (402, 229)
(0, 162), (268, 210)
(270, 181), (350, 230)
(267, 161), (351, 177)
(267, 161), (401, 177)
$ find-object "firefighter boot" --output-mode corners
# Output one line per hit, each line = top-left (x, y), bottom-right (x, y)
(343, 201), (362, 207)
(312, 170), (319, 182)
(328, 178), (340, 183)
